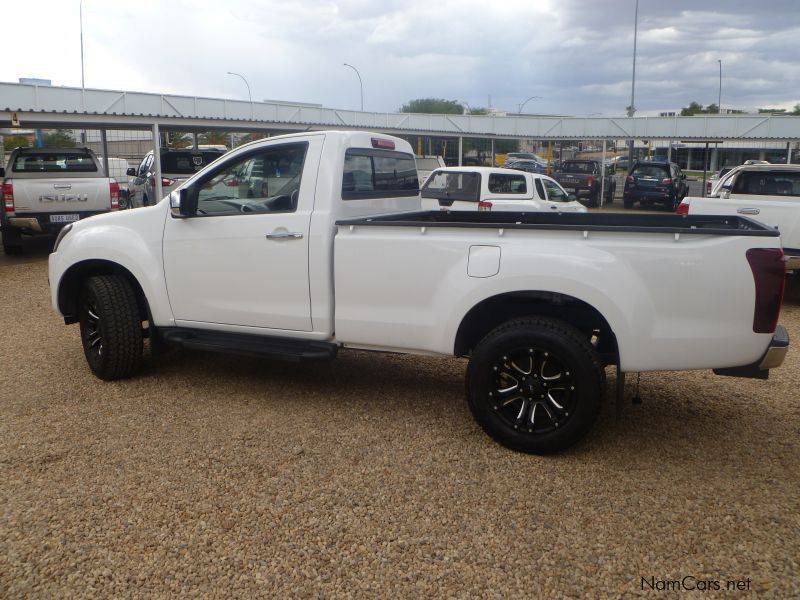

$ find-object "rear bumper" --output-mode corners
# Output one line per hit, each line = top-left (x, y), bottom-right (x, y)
(713, 325), (790, 379)
(3, 211), (107, 235)
(624, 189), (672, 202)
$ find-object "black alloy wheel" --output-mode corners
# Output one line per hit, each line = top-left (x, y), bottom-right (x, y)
(466, 317), (604, 454)
(79, 275), (143, 380)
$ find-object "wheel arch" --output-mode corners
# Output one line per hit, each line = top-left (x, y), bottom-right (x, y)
(58, 259), (149, 325)
(454, 291), (618, 365)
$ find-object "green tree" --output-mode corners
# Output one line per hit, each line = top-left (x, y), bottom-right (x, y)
(705, 103), (719, 114)
(758, 107), (787, 114)
(166, 132), (192, 148)
(793, 104), (800, 115)
(199, 131), (231, 147)
(400, 98), (465, 114)
(2, 133), (33, 149)
(42, 129), (76, 146)
(680, 101), (705, 116)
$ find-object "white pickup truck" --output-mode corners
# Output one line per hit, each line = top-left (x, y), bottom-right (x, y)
(48, 131), (790, 454)
(1, 147), (120, 254)
(678, 163), (800, 270)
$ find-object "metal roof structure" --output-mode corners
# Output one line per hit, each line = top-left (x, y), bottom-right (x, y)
(2, 81), (800, 141)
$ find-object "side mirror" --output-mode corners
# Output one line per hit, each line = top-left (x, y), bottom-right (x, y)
(170, 187), (196, 218)
(721, 184), (732, 199)
(126, 167), (136, 177)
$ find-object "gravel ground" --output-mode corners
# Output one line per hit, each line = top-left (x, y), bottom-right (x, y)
(1, 259), (798, 598)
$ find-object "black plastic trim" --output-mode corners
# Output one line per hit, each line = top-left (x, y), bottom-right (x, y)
(713, 325), (789, 379)
(159, 327), (338, 362)
(336, 211), (781, 237)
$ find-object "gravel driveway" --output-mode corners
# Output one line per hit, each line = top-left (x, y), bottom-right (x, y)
(1, 259), (798, 597)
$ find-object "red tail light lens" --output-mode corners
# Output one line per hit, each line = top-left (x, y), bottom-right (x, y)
(706, 181), (712, 195)
(109, 181), (120, 210)
(478, 201), (493, 212)
(224, 178), (239, 187)
(2, 183), (14, 213)
(371, 137), (395, 150)
(162, 178), (176, 187)
(662, 178), (672, 184)
(587, 175), (594, 188)
(675, 201), (689, 215)
(746, 248), (786, 333)
(626, 175), (634, 183)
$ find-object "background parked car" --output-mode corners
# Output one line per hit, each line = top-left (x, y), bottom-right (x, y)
(623, 160), (688, 210)
(553, 160), (616, 207)
(127, 148), (225, 207)
(505, 158), (547, 174)
(97, 157), (131, 209)
(420, 166), (586, 213)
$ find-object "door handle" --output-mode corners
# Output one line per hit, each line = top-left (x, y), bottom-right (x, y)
(737, 208), (760, 215)
(266, 231), (303, 240)
(53, 184), (72, 190)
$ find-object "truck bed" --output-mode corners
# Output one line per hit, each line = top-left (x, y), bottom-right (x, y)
(336, 210), (780, 237)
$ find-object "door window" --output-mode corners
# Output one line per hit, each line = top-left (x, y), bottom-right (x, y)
(488, 173), (527, 194)
(194, 142), (308, 216)
(342, 149), (419, 199)
(542, 178), (570, 202)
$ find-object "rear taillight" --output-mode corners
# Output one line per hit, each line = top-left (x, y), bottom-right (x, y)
(224, 178), (239, 187)
(626, 175), (634, 183)
(675, 201), (689, 215)
(478, 201), (493, 212)
(2, 183), (14, 213)
(587, 175), (594, 188)
(162, 178), (176, 187)
(661, 178), (672, 184)
(109, 180), (120, 210)
(746, 248), (786, 334)
(706, 181), (712, 196)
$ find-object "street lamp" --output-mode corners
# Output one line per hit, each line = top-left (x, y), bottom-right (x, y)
(227, 71), (252, 104)
(717, 59), (722, 114)
(79, 0), (85, 88)
(627, 0), (639, 164)
(517, 95), (541, 114)
(343, 63), (363, 111)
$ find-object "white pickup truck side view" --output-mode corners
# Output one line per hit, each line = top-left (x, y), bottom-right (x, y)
(1, 147), (120, 254)
(678, 163), (800, 270)
(48, 131), (790, 454)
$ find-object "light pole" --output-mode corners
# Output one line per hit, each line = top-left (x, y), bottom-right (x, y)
(343, 63), (363, 111)
(627, 0), (639, 163)
(517, 95), (541, 114)
(79, 0), (85, 88)
(227, 71), (252, 103)
(227, 71), (252, 120)
(717, 59), (722, 113)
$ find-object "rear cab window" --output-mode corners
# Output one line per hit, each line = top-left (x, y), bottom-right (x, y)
(420, 171), (480, 202)
(13, 151), (97, 173)
(342, 149), (419, 199)
(631, 164), (669, 178)
(160, 151), (224, 175)
(732, 171), (800, 197)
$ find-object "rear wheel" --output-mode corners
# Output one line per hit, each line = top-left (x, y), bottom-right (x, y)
(588, 188), (600, 208)
(605, 182), (616, 204)
(466, 317), (604, 454)
(2, 229), (23, 255)
(79, 275), (143, 380)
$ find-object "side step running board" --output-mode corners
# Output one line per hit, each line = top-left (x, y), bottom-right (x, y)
(159, 327), (338, 362)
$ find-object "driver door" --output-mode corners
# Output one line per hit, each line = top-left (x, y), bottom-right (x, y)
(162, 136), (322, 331)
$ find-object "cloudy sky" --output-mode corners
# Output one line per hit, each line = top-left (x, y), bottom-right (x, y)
(2, 0), (799, 117)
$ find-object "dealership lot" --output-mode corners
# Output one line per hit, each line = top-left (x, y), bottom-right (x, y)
(1, 251), (798, 596)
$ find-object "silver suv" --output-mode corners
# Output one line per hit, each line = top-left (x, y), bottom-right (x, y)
(127, 148), (225, 207)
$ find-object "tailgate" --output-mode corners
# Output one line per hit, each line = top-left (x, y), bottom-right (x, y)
(11, 177), (111, 213)
(557, 174), (587, 188)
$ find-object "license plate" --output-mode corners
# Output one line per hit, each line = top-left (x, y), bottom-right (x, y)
(50, 214), (80, 223)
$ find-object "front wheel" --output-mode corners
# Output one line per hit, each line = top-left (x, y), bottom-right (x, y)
(79, 275), (143, 380)
(466, 317), (604, 454)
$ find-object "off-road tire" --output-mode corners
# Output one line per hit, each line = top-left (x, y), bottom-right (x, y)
(466, 317), (604, 454)
(79, 275), (143, 380)
(2, 229), (23, 255)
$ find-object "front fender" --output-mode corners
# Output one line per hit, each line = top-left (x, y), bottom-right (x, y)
(48, 205), (174, 326)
